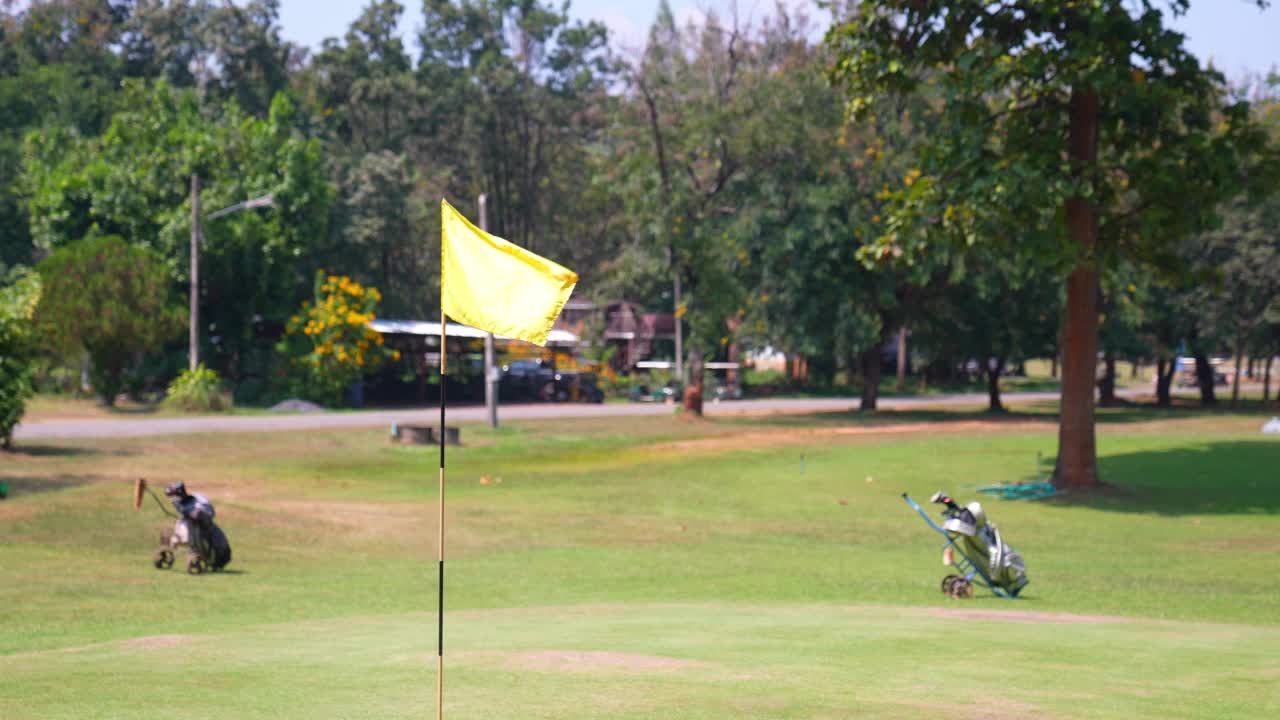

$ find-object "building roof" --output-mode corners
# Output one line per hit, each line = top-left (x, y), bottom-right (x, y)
(370, 319), (579, 345)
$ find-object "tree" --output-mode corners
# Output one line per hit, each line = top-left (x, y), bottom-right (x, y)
(34, 236), (183, 405)
(306, 0), (418, 156)
(621, 5), (826, 412)
(1097, 265), (1150, 407)
(0, 268), (41, 448)
(828, 0), (1268, 487)
(921, 253), (1061, 413)
(23, 81), (333, 383)
(0, 0), (135, 274)
(1197, 194), (1280, 408)
(728, 33), (925, 410)
(416, 0), (617, 258)
(201, 0), (295, 118)
(340, 150), (433, 318)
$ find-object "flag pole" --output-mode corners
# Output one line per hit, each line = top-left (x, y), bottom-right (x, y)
(437, 308), (447, 720)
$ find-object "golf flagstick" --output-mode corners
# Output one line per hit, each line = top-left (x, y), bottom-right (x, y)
(438, 309), (447, 720)
(435, 198), (577, 719)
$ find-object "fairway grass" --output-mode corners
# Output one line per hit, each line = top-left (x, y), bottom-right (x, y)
(2, 409), (1278, 718)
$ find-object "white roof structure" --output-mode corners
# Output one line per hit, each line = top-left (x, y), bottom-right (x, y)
(369, 319), (578, 345)
(635, 360), (740, 370)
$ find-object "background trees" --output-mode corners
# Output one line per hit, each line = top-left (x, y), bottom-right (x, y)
(827, 0), (1271, 486)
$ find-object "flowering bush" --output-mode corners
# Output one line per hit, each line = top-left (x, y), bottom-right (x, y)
(283, 272), (398, 406)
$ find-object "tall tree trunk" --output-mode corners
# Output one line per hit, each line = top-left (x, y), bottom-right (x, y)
(895, 327), (907, 391)
(1263, 355), (1273, 406)
(1053, 88), (1101, 489)
(1130, 359), (1140, 379)
(1194, 351), (1217, 407)
(859, 347), (881, 412)
(682, 346), (704, 417)
(1231, 327), (1244, 409)
(1156, 356), (1176, 408)
(986, 358), (1005, 413)
(1098, 348), (1118, 407)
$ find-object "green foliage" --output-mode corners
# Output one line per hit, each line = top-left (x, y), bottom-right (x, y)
(161, 364), (233, 413)
(34, 236), (183, 405)
(280, 272), (398, 406)
(21, 80), (333, 382)
(416, 0), (618, 260)
(0, 268), (41, 448)
(826, 0), (1271, 270)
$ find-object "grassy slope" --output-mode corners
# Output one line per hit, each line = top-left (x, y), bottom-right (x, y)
(1, 410), (1278, 718)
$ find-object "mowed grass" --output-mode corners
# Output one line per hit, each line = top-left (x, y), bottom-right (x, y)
(1, 409), (1278, 718)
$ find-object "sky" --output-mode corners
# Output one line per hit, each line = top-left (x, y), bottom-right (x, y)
(278, 0), (1280, 79)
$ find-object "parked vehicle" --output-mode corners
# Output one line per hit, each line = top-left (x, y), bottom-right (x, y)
(628, 381), (682, 403)
(539, 371), (604, 403)
(712, 382), (743, 401)
(1174, 357), (1229, 388)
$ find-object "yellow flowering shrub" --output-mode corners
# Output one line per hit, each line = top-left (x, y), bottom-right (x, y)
(283, 272), (399, 405)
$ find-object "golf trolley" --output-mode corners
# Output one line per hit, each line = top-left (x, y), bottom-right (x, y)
(902, 493), (1025, 599)
(133, 479), (231, 575)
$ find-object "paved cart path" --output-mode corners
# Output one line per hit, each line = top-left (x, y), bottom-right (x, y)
(7, 390), (1110, 440)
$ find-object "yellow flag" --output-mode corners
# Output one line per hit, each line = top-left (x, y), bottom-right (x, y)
(441, 199), (578, 346)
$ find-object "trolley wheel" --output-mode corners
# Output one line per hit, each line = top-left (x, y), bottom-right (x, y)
(186, 555), (207, 575)
(154, 549), (174, 569)
(941, 574), (973, 599)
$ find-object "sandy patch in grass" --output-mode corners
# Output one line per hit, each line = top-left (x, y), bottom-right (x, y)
(467, 649), (711, 674)
(895, 697), (1049, 720)
(118, 634), (197, 649)
(270, 500), (422, 537)
(650, 419), (1055, 454)
(919, 607), (1128, 625)
(8, 633), (200, 659)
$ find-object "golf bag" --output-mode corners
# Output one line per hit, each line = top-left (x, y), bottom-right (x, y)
(183, 515), (232, 571)
(163, 484), (231, 573)
(903, 492), (1028, 598)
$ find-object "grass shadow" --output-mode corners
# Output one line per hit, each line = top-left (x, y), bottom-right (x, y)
(1, 474), (96, 497)
(716, 407), (1057, 430)
(720, 401), (1275, 431)
(4, 444), (105, 458)
(1049, 440), (1280, 516)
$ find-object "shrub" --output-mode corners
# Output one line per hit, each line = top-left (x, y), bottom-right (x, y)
(0, 270), (42, 449)
(280, 272), (398, 406)
(162, 365), (233, 413)
(34, 236), (183, 405)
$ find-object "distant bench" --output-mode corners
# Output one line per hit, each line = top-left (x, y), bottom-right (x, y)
(391, 424), (461, 446)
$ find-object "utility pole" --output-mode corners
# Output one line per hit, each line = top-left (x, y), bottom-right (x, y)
(479, 194), (498, 428)
(190, 174), (201, 371)
(188, 175), (273, 374)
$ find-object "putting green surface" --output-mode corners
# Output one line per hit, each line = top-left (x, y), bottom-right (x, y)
(2, 409), (1278, 718)
(4, 603), (1278, 720)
